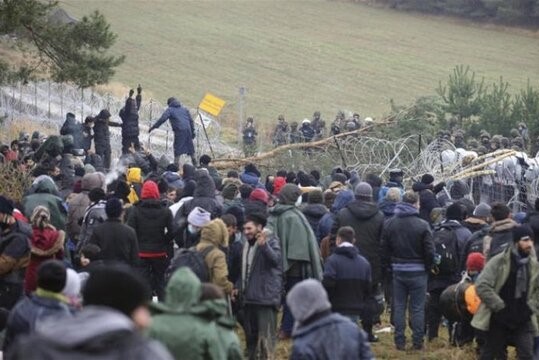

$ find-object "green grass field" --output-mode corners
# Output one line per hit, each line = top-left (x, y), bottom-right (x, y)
(61, 0), (539, 134)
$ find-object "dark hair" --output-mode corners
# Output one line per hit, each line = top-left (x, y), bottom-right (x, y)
(446, 202), (465, 221)
(221, 214), (237, 228)
(227, 170), (239, 178)
(276, 169), (287, 178)
(245, 213), (267, 228)
(88, 188), (106, 202)
(157, 178), (168, 194)
(310, 170), (321, 181)
(491, 202), (510, 221)
(81, 243), (101, 262)
(402, 191), (419, 205)
(239, 184), (253, 199)
(337, 226), (355, 244)
(37, 260), (67, 293)
(199, 154), (212, 165)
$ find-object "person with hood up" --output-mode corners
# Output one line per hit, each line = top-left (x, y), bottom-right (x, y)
(59, 113), (83, 151)
(318, 189), (354, 256)
(378, 169), (405, 202)
(378, 187), (401, 219)
(24, 206), (65, 294)
(127, 181), (173, 301)
(267, 183), (323, 339)
(221, 182), (242, 213)
(161, 163), (184, 191)
(302, 189), (328, 236)
(93, 109), (121, 170)
(0, 196), (31, 310)
(178, 170), (222, 220)
(412, 174), (440, 224)
(381, 191), (434, 351)
(331, 182), (384, 342)
(9, 264), (173, 360)
(196, 218), (234, 295)
(23, 176), (67, 231)
(149, 97), (196, 166)
(3, 260), (72, 354)
(245, 188), (270, 216)
(199, 155), (221, 186)
(287, 279), (374, 360)
(119, 88), (142, 154)
(148, 267), (228, 360)
(240, 163), (264, 189)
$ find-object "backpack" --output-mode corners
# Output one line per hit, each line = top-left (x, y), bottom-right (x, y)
(77, 201), (107, 252)
(166, 246), (214, 283)
(432, 224), (459, 277)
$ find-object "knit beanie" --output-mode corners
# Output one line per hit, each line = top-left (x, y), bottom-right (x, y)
(308, 189), (324, 204)
(0, 196), (14, 215)
(98, 109), (111, 119)
(83, 265), (151, 316)
(354, 182), (373, 199)
(201, 218), (229, 247)
(466, 252), (485, 273)
(446, 203), (464, 221)
(221, 183), (239, 200)
(473, 203), (491, 218)
(332, 173), (348, 185)
(187, 206), (211, 227)
(62, 268), (82, 298)
(37, 260), (67, 293)
(141, 180), (160, 200)
(421, 174), (435, 185)
(286, 279), (331, 324)
(278, 184), (302, 205)
(105, 198), (123, 219)
(249, 188), (269, 205)
(273, 176), (286, 195)
(513, 225), (534, 243)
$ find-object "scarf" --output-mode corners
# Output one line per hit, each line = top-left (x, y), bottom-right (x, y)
(511, 245), (530, 299)
(35, 287), (69, 304)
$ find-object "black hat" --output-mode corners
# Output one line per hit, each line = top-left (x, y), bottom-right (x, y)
(98, 109), (111, 119)
(446, 203), (465, 221)
(83, 265), (151, 316)
(37, 260), (67, 293)
(513, 225), (534, 243)
(421, 174), (434, 185)
(0, 196), (14, 215)
(166, 163), (179, 172)
(105, 198), (123, 218)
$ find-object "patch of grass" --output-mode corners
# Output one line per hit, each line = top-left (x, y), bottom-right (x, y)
(60, 0), (539, 136)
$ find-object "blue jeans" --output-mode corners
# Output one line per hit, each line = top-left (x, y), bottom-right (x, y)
(392, 271), (428, 348)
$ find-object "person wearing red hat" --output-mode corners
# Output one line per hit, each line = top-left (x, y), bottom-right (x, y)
(127, 180), (173, 301)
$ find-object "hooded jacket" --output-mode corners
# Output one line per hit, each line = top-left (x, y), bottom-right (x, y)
(484, 218), (517, 259)
(127, 197), (173, 255)
(302, 203), (328, 236)
(89, 219), (139, 267)
(0, 220), (31, 286)
(180, 173), (222, 220)
(9, 306), (173, 360)
(412, 182), (440, 223)
(382, 202), (434, 273)
(151, 99), (195, 157)
(148, 268), (228, 360)
(60, 115), (83, 150)
(334, 199), (384, 286)
(23, 177), (67, 231)
(195, 219), (234, 294)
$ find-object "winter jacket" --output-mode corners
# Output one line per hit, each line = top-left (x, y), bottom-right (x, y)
(119, 100), (140, 138)
(0, 220), (31, 285)
(381, 202), (434, 273)
(24, 226), (64, 294)
(22, 177), (67, 231)
(89, 219), (140, 267)
(472, 245), (539, 332)
(240, 171), (264, 188)
(227, 233), (244, 285)
(316, 190), (354, 242)
(378, 199), (397, 219)
(323, 245), (371, 316)
(148, 268), (228, 360)
(151, 99), (195, 157)
(195, 219), (234, 294)
(240, 233), (282, 307)
(333, 200), (384, 286)
(267, 204), (323, 280)
(484, 218), (517, 259)
(60, 116), (83, 150)
(93, 115), (116, 152)
(127, 200), (173, 255)
(162, 171), (184, 190)
(412, 182), (440, 223)
(200, 165), (221, 187)
(179, 174), (222, 219)
(3, 292), (72, 353)
(81, 124), (93, 152)
(291, 312), (374, 360)
(66, 191), (90, 242)
(524, 211), (539, 254)
(8, 306), (173, 360)
(463, 217), (488, 234)
(302, 204), (328, 236)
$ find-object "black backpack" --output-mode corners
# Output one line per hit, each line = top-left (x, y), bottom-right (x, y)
(166, 246), (214, 283)
(433, 224), (459, 277)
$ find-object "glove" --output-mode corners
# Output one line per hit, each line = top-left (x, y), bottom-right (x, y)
(148, 126), (154, 133)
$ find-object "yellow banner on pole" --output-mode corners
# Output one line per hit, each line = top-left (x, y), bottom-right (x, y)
(199, 93), (226, 117)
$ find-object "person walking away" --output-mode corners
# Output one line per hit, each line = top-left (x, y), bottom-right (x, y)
(287, 279), (374, 360)
(472, 225), (539, 359)
(240, 213), (282, 360)
(149, 97), (196, 166)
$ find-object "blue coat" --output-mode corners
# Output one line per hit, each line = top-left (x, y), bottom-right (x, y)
(291, 313), (374, 360)
(152, 99), (195, 157)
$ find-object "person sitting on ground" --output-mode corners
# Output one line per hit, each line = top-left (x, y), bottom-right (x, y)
(287, 279), (374, 360)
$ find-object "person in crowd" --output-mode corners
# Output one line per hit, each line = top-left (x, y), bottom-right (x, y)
(127, 180), (173, 300)
(9, 264), (173, 359)
(267, 183), (322, 339)
(149, 97), (196, 166)
(378, 169), (405, 202)
(175, 206), (211, 249)
(178, 170), (222, 220)
(199, 154), (221, 187)
(472, 225), (539, 359)
(24, 206), (65, 294)
(245, 188), (270, 216)
(76, 187), (108, 254)
(89, 198), (139, 268)
(240, 213), (282, 360)
(484, 202), (517, 259)
(80, 116), (94, 154)
(332, 182), (384, 342)
(221, 213), (243, 286)
(412, 174), (440, 224)
(3, 260), (72, 354)
(323, 226), (371, 325)
(119, 88), (142, 154)
(463, 202), (491, 234)
(196, 219), (234, 296)
(93, 109), (121, 170)
(318, 189), (354, 256)
(240, 163), (264, 189)
(302, 189), (328, 235)
(60, 113), (83, 151)
(22, 176), (67, 230)
(0, 196), (31, 310)
(382, 191), (434, 351)
(524, 197), (539, 254)
(287, 279), (374, 360)
(378, 187), (401, 219)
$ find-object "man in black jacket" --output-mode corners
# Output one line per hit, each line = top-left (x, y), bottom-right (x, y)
(93, 109), (121, 170)
(89, 198), (139, 268)
(239, 213), (282, 360)
(382, 191), (434, 351)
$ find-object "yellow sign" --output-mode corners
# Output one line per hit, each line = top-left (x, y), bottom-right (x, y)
(199, 93), (226, 117)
